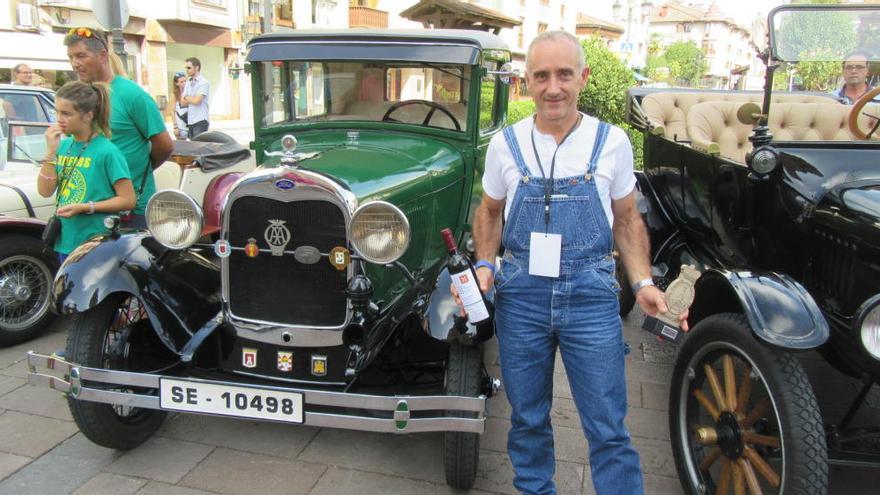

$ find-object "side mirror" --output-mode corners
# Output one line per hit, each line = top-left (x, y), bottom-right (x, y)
(737, 102), (764, 126)
(486, 63), (518, 84)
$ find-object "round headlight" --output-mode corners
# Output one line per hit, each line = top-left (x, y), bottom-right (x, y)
(349, 201), (410, 264)
(750, 147), (778, 176)
(860, 303), (880, 360)
(146, 190), (204, 249)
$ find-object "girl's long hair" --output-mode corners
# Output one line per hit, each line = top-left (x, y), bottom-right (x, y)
(56, 81), (112, 137)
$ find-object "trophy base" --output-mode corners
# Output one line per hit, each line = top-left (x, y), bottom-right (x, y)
(642, 315), (683, 343)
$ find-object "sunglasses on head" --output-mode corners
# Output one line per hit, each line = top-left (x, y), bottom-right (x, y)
(67, 27), (107, 48)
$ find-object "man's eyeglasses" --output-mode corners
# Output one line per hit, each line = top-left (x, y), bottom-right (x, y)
(844, 64), (867, 71)
(66, 27), (107, 49)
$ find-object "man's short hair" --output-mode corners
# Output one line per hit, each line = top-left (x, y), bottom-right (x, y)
(13, 63), (29, 74)
(63, 27), (108, 54)
(843, 50), (872, 65)
(526, 31), (586, 72)
(186, 57), (202, 71)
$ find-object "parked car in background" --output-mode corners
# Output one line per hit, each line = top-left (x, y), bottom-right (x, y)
(625, 4), (880, 494)
(26, 29), (512, 490)
(0, 86), (252, 345)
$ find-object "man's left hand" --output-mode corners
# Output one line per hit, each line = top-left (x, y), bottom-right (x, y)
(636, 285), (689, 331)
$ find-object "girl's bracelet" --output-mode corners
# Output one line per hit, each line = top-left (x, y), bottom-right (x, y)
(38, 172), (57, 181)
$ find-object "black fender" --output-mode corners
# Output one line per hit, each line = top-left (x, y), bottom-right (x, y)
(690, 269), (829, 350)
(423, 266), (494, 345)
(54, 232), (221, 354)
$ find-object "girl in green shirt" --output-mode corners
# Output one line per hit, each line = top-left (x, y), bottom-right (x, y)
(37, 81), (135, 260)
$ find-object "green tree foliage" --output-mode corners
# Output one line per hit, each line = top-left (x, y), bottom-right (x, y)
(575, 37), (643, 168)
(665, 41), (709, 86)
(507, 100), (535, 124)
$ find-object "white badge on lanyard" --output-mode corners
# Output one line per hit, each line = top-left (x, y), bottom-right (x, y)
(529, 232), (561, 278)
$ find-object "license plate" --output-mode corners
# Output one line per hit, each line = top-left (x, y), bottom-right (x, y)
(159, 378), (304, 424)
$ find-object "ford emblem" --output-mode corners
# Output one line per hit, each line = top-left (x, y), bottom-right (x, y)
(275, 179), (295, 190)
(294, 246), (321, 265)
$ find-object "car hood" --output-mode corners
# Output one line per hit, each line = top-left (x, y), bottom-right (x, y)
(778, 143), (880, 205)
(262, 130), (466, 203)
(0, 163), (54, 216)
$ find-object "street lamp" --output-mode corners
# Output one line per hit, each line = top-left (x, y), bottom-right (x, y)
(613, 0), (652, 68)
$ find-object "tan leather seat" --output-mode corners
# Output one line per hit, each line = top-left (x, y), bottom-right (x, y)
(686, 101), (880, 163)
(642, 91), (837, 141)
(686, 101), (754, 162)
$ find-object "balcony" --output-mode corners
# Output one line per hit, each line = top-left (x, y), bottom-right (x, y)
(349, 6), (387, 29)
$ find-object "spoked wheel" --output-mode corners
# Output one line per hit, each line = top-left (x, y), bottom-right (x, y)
(670, 313), (828, 495)
(443, 342), (483, 490)
(66, 293), (171, 449)
(0, 234), (58, 345)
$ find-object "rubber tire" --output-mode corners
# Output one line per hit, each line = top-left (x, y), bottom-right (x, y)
(669, 313), (828, 495)
(616, 261), (636, 317)
(443, 343), (482, 490)
(65, 294), (166, 450)
(191, 130), (236, 144)
(0, 234), (58, 346)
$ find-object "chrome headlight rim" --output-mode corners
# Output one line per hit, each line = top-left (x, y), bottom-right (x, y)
(855, 294), (880, 361)
(146, 189), (204, 250)
(347, 201), (410, 265)
(748, 146), (779, 176)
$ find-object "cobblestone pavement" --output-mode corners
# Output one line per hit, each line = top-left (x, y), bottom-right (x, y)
(0, 309), (877, 495)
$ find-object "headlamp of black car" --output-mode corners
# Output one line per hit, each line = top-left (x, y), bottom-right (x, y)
(748, 146), (779, 176)
(146, 190), (204, 250)
(856, 295), (880, 360)
(349, 201), (410, 264)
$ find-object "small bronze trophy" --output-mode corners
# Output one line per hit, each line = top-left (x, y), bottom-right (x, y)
(641, 265), (700, 342)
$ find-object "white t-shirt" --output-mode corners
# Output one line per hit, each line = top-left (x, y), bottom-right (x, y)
(483, 113), (636, 226)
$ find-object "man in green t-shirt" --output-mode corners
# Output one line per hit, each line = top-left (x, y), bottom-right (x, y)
(63, 27), (173, 228)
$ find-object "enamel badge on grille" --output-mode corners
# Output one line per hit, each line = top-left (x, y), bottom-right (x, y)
(265, 220), (291, 256)
(277, 351), (293, 372)
(214, 239), (231, 258)
(245, 238), (259, 258)
(329, 246), (350, 271)
(311, 355), (327, 376)
(242, 348), (257, 368)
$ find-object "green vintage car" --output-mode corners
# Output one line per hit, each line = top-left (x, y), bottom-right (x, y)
(27, 30), (513, 490)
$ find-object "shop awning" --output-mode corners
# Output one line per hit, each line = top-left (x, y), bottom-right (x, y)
(0, 31), (70, 71)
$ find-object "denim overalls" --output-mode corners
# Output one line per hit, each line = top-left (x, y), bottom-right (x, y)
(494, 121), (643, 495)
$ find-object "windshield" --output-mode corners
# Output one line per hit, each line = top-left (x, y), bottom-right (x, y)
(259, 61), (471, 132)
(770, 6), (879, 92)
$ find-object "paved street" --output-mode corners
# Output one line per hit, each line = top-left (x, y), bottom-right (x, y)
(0, 307), (877, 495)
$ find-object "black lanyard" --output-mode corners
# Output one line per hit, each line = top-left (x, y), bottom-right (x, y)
(529, 114), (582, 228)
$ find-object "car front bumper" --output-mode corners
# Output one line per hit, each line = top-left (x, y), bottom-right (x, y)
(26, 351), (489, 434)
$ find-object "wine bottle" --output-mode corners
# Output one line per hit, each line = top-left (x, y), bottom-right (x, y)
(441, 228), (491, 325)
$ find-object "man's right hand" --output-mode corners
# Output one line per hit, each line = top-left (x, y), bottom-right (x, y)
(450, 265), (494, 316)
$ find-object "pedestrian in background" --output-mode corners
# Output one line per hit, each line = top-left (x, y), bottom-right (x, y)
(172, 72), (188, 140)
(62, 27), (172, 229)
(180, 57), (210, 138)
(37, 81), (134, 262)
(11, 64), (33, 85)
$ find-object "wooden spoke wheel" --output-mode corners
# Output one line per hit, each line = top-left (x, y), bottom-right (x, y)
(669, 314), (828, 495)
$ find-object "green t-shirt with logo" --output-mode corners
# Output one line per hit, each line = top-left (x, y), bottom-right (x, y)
(54, 134), (130, 254)
(109, 75), (167, 214)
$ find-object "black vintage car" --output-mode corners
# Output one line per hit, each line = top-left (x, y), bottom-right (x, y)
(624, 4), (880, 494)
(25, 30), (515, 490)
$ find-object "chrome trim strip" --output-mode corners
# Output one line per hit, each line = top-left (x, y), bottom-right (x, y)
(219, 165), (357, 345)
(233, 369), (347, 387)
(26, 352), (487, 434)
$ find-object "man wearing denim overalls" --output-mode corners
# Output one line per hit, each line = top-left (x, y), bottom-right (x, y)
(470, 32), (688, 494)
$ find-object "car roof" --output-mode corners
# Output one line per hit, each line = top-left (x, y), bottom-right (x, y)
(250, 29), (509, 51)
(0, 84), (54, 95)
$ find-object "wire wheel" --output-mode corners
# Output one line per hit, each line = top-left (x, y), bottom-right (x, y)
(0, 235), (58, 345)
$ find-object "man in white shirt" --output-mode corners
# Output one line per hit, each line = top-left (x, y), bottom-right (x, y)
(180, 57), (210, 138)
(11, 64), (33, 86)
(468, 31), (687, 495)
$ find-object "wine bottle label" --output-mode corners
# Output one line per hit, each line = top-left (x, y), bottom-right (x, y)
(450, 268), (490, 322)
